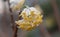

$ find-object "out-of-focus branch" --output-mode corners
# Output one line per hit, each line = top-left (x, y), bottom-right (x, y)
(40, 24), (51, 37)
(50, 0), (60, 31)
(1, 0), (8, 37)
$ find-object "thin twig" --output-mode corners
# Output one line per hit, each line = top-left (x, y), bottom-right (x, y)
(8, 0), (18, 37)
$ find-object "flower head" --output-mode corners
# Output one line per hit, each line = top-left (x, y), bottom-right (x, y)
(10, 0), (25, 12)
(15, 7), (43, 31)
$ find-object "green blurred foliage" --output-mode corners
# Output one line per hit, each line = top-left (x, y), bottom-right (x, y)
(40, 2), (53, 17)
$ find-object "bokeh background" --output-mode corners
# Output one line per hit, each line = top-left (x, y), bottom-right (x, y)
(0, 0), (60, 37)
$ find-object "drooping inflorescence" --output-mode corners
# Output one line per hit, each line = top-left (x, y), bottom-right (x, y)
(15, 7), (43, 31)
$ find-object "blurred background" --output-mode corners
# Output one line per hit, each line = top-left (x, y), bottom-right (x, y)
(0, 0), (60, 37)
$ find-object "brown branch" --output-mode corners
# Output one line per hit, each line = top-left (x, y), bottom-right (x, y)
(7, 0), (18, 37)
(50, 0), (60, 31)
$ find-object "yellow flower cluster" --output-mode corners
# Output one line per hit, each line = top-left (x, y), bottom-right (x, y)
(10, 0), (25, 12)
(15, 7), (43, 31)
